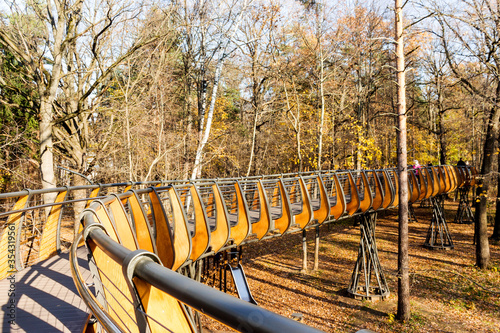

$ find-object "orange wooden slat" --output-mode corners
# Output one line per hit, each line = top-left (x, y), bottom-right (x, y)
(39, 189), (68, 261)
(229, 182), (251, 245)
(189, 185), (210, 261)
(330, 174), (346, 219)
(0, 193), (30, 279)
(209, 183), (230, 252)
(273, 180), (293, 233)
(312, 176), (331, 224)
(346, 172), (360, 215)
(149, 188), (175, 269)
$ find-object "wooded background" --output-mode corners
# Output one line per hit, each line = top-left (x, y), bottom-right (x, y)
(0, 0), (494, 190)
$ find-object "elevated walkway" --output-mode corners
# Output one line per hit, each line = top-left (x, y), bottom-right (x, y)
(0, 166), (477, 332)
(0, 248), (90, 332)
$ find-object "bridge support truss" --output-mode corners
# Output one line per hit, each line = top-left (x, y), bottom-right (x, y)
(453, 186), (474, 224)
(424, 195), (454, 249)
(348, 212), (389, 301)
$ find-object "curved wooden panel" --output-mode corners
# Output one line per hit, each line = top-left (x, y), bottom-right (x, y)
(133, 277), (195, 333)
(380, 171), (394, 209)
(273, 180), (293, 234)
(346, 172), (361, 215)
(417, 170), (427, 201)
(108, 195), (138, 251)
(448, 166), (458, 191)
(87, 239), (139, 333)
(251, 181), (272, 239)
(39, 189), (68, 261)
(313, 176), (331, 224)
(358, 171), (373, 213)
(390, 170), (399, 207)
(430, 167), (440, 197)
(149, 188), (175, 269)
(422, 168), (433, 199)
(228, 182), (251, 245)
(85, 186), (102, 208)
(330, 173), (346, 219)
(442, 166), (452, 193)
(209, 183), (230, 251)
(293, 177), (314, 229)
(189, 185), (210, 260)
(408, 171), (419, 203)
(168, 187), (192, 271)
(86, 205), (138, 333)
(437, 166), (446, 194)
(128, 191), (155, 253)
(370, 171), (384, 211)
(0, 193), (30, 279)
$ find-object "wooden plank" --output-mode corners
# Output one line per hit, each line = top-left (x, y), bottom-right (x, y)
(0, 193), (30, 279)
(291, 177), (313, 229)
(108, 195), (138, 251)
(422, 168), (433, 199)
(149, 188), (175, 269)
(408, 171), (419, 203)
(346, 172), (360, 215)
(370, 171), (384, 211)
(312, 176), (330, 224)
(209, 183), (230, 252)
(230, 182), (251, 245)
(167, 187), (192, 271)
(380, 171), (394, 209)
(86, 203), (138, 333)
(431, 166), (440, 197)
(250, 180), (272, 239)
(132, 277), (195, 333)
(330, 174), (346, 219)
(358, 171), (373, 212)
(189, 185), (210, 261)
(39, 189), (68, 261)
(128, 191), (155, 253)
(274, 179), (293, 233)
(418, 169), (427, 201)
(390, 170), (399, 208)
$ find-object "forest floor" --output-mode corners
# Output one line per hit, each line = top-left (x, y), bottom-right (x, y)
(203, 200), (500, 333)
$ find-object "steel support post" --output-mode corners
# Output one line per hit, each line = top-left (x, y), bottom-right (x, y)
(408, 204), (418, 223)
(453, 186), (474, 224)
(347, 212), (389, 301)
(424, 195), (454, 249)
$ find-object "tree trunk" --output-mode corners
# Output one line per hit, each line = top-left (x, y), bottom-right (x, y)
(492, 146), (500, 241)
(318, 42), (325, 171)
(246, 108), (258, 177)
(190, 0), (248, 180)
(40, 100), (56, 201)
(473, 91), (500, 267)
(395, 0), (410, 322)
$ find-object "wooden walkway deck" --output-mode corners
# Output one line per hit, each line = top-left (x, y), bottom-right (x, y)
(0, 247), (90, 332)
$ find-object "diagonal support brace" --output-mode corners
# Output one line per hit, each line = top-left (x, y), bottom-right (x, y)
(453, 186), (474, 224)
(347, 212), (389, 301)
(424, 195), (454, 249)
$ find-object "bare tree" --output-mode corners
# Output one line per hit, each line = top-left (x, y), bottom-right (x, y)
(432, 0), (498, 268)
(0, 0), (165, 205)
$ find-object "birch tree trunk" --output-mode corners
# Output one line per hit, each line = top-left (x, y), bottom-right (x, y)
(190, 0), (249, 180)
(395, 0), (410, 321)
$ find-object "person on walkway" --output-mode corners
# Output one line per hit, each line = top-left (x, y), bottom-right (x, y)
(457, 158), (466, 167)
(413, 160), (421, 175)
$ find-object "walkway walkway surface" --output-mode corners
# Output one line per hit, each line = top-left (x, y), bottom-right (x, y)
(0, 247), (90, 332)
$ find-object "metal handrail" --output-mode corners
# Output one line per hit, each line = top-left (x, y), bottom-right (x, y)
(70, 233), (126, 333)
(78, 215), (324, 333)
